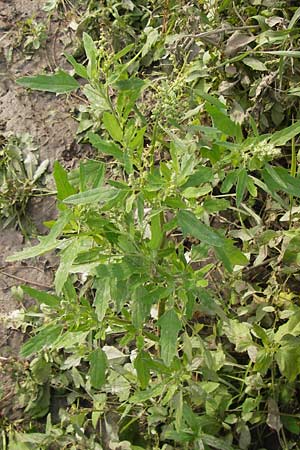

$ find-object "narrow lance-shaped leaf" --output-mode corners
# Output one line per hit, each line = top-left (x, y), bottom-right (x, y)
(134, 350), (152, 389)
(149, 213), (163, 250)
(102, 112), (123, 142)
(269, 121), (300, 146)
(6, 210), (72, 262)
(21, 285), (60, 308)
(93, 278), (110, 322)
(236, 168), (248, 207)
(83, 32), (97, 79)
(89, 348), (108, 389)
(20, 324), (63, 358)
(63, 186), (119, 206)
(53, 161), (76, 201)
(88, 132), (124, 160)
(16, 70), (79, 94)
(54, 239), (83, 294)
(158, 309), (181, 366)
(177, 210), (226, 247)
(263, 165), (300, 197)
(65, 53), (88, 79)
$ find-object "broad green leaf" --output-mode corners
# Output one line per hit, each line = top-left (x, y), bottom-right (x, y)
(182, 185), (212, 199)
(182, 167), (214, 187)
(132, 287), (154, 329)
(206, 103), (242, 139)
(89, 348), (108, 389)
(174, 391), (183, 431)
(221, 170), (238, 193)
(88, 132), (124, 160)
(63, 186), (118, 205)
(55, 331), (89, 350)
(163, 430), (194, 443)
(283, 235), (300, 265)
(202, 434), (234, 450)
(276, 336), (300, 382)
(6, 210), (71, 262)
(83, 32), (97, 79)
(203, 198), (230, 212)
(177, 210), (225, 247)
(79, 160), (105, 190)
(55, 239), (83, 294)
(16, 70), (79, 93)
(102, 112), (123, 142)
(130, 383), (165, 403)
(53, 161), (76, 200)
(83, 85), (110, 111)
(65, 53), (88, 79)
(134, 350), (151, 389)
(281, 416), (300, 435)
(149, 213), (163, 250)
(274, 311), (300, 342)
(30, 356), (51, 384)
(269, 121), (300, 145)
(158, 309), (181, 366)
(222, 319), (253, 352)
(263, 165), (300, 197)
(214, 242), (248, 272)
(94, 278), (110, 322)
(242, 57), (267, 71)
(254, 348), (273, 375)
(114, 44), (135, 60)
(142, 27), (159, 57)
(236, 168), (248, 207)
(114, 77), (145, 92)
(21, 324), (63, 358)
(21, 285), (60, 308)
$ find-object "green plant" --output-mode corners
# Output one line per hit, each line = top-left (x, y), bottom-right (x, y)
(0, 133), (49, 229)
(16, 17), (47, 52)
(5, 2), (300, 449)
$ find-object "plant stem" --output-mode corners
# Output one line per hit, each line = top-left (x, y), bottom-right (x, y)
(289, 132), (296, 225)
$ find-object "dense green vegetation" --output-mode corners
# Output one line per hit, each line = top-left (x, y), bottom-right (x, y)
(3, 1), (300, 449)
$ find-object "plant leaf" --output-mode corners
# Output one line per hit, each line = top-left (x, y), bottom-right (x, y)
(83, 32), (97, 79)
(20, 324), (63, 358)
(55, 239), (83, 294)
(158, 309), (181, 366)
(65, 53), (88, 79)
(102, 112), (123, 142)
(134, 350), (151, 389)
(53, 161), (76, 200)
(269, 121), (300, 145)
(89, 348), (108, 389)
(177, 210), (226, 247)
(236, 168), (248, 207)
(88, 132), (124, 160)
(16, 70), (79, 93)
(21, 285), (60, 308)
(6, 211), (72, 262)
(94, 278), (110, 322)
(63, 186), (118, 205)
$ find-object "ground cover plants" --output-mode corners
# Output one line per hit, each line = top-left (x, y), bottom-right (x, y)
(3, 1), (300, 449)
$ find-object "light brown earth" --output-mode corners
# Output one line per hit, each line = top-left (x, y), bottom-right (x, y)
(0, 0), (80, 419)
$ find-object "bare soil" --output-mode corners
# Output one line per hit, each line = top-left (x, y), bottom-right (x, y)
(0, 0), (80, 420)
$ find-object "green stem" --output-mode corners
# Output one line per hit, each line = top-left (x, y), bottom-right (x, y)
(289, 133), (296, 225)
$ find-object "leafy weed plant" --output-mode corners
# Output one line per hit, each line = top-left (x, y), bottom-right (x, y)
(4, 2), (300, 449)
